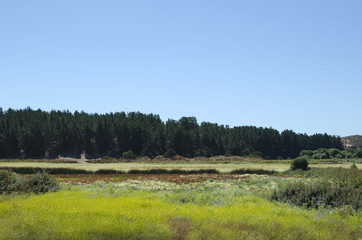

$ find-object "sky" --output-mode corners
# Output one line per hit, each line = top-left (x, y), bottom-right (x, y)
(1, 1), (361, 137)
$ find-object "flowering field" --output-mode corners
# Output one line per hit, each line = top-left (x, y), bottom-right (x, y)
(0, 172), (361, 239)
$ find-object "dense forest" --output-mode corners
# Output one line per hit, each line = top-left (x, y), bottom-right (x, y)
(0, 108), (343, 159)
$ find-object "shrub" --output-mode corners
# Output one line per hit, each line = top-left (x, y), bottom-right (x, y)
(196, 147), (212, 158)
(122, 150), (136, 159)
(230, 168), (276, 175)
(127, 168), (219, 175)
(101, 155), (115, 162)
(354, 150), (362, 158)
(192, 169), (219, 174)
(299, 150), (313, 157)
(328, 148), (340, 158)
(95, 169), (125, 174)
(0, 170), (60, 194)
(164, 149), (177, 159)
(300, 168), (361, 184)
(23, 171), (60, 194)
(270, 178), (361, 210)
(290, 157), (309, 171)
(241, 149), (250, 156)
(316, 148), (327, 154)
(350, 163), (358, 170)
(344, 152), (353, 159)
(128, 169), (170, 174)
(251, 151), (262, 157)
(48, 168), (88, 174)
(0, 170), (21, 194)
(277, 167), (362, 210)
(311, 148), (330, 159)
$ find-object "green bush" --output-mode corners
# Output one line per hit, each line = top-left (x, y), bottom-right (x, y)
(290, 157), (309, 170)
(0, 170), (60, 194)
(94, 169), (124, 174)
(241, 149), (250, 156)
(230, 168), (276, 175)
(304, 148), (356, 160)
(23, 171), (60, 194)
(277, 167), (361, 210)
(122, 150), (136, 159)
(0, 167), (89, 175)
(354, 150), (362, 158)
(316, 148), (327, 153)
(127, 169), (219, 174)
(344, 152), (353, 159)
(299, 150), (313, 157)
(101, 155), (115, 162)
(328, 148), (340, 158)
(0, 170), (21, 194)
(300, 168), (361, 185)
(350, 163), (358, 170)
(196, 147), (212, 158)
(270, 177), (361, 210)
(251, 151), (262, 157)
(164, 149), (177, 159)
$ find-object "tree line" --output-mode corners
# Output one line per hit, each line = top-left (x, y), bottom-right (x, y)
(0, 108), (343, 159)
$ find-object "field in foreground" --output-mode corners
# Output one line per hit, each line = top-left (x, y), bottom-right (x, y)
(0, 188), (360, 239)
(0, 161), (361, 239)
(0, 174), (361, 239)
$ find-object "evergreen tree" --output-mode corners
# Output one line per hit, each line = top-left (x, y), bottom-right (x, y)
(0, 108), (344, 159)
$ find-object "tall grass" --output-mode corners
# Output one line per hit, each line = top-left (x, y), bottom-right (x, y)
(127, 169), (219, 174)
(0, 188), (360, 239)
(272, 168), (362, 210)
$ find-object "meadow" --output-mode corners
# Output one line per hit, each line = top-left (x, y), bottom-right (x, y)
(0, 160), (361, 239)
(0, 160), (361, 173)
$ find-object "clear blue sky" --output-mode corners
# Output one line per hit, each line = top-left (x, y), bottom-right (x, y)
(1, 1), (361, 136)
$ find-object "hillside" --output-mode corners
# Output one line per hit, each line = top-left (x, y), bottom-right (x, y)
(341, 135), (362, 149)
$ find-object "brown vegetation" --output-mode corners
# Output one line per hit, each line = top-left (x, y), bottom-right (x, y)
(56, 173), (250, 184)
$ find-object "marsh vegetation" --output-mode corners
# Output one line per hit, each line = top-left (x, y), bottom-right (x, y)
(0, 160), (361, 239)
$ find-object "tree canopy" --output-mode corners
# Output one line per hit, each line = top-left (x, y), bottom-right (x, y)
(0, 108), (343, 159)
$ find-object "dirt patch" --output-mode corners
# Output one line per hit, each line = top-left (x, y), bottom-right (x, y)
(56, 153), (88, 164)
(76, 154), (88, 164)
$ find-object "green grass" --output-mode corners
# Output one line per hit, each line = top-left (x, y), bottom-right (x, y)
(0, 187), (362, 239)
(1, 161), (361, 174)
(0, 183), (360, 240)
(1, 161), (361, 239)
(0, 161), (289, 172)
